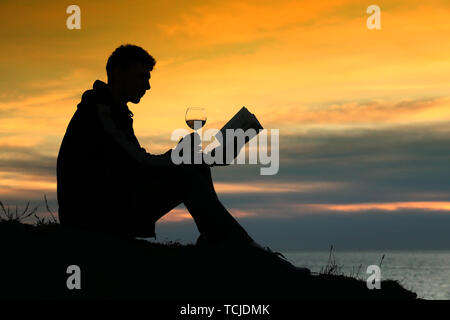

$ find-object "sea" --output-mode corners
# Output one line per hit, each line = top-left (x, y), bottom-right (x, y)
(281, 250), (450, 300)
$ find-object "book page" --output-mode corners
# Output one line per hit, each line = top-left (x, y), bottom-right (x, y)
(207, 106), (264, 165)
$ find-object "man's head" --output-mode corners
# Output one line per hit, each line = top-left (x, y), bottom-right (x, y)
(106, 44), (156, 104)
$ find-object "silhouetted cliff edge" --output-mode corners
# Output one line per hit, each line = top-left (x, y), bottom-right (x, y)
(0, 221), (417, 300)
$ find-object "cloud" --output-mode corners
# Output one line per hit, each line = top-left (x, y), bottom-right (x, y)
(158, 206), (257, 223)
(154, 0), (421, 48)
(293, 202), (450, 213)
(154, 211), (450, 250)
(0, 141), (56, 205)
(0, 145), (56, 177)
(242, 210), (450, 250)
(0, 68), (93, 105)
(213, 181), (346, 194)
(205, 122), (450, 219)
(261, 97), (450, 128)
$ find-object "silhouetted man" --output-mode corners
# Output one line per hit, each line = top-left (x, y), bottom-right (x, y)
(56, 44), (254, 246)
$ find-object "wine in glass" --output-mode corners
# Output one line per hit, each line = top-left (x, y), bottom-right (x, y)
(185, 107), (207, 131)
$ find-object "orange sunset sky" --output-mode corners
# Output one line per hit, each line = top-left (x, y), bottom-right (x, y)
(1, 0), (450, 235)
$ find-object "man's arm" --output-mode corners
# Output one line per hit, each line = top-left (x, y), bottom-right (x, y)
(97, 103), (174, 167)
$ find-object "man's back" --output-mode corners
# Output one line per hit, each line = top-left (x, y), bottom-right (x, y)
(57, 80), (144, 234)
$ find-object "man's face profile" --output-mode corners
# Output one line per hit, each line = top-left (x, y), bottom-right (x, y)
(112, 62), (151, 104)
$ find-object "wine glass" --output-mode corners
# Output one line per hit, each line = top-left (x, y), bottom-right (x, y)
(184, 107), (207, 164)
(185, 107), (207, 131)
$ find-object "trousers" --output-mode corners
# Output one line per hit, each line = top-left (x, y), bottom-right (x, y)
(129, 164), (253, 244)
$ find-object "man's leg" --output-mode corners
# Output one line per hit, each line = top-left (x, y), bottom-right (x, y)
(132, 164), (253, 244)
(179, 165), (254, 244)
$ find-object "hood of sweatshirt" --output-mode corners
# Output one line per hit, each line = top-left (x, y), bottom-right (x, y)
(77, 80), (134, 120)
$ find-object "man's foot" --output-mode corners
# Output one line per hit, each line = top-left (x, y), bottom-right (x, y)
(248, 242), (311, 275)
(195, 234), (211, 247)
(196, 234), (311, 275)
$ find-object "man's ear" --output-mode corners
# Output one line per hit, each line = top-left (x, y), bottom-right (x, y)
(110, 67), (123, 84)
(111, 69), (118, 83)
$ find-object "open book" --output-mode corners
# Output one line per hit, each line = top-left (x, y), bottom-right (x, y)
(206, 106), (264, 165)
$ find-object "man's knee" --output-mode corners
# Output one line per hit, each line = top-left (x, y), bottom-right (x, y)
(175, 165), (212, 192)
(177, 164), (210, 178)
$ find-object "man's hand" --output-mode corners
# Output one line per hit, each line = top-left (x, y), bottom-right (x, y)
(176, 132), (232, 167)
(177, 132), (209, 166)
(204, 147), (230, 167)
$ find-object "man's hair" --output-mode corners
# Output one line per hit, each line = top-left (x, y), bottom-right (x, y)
(106, 44), (156, 82)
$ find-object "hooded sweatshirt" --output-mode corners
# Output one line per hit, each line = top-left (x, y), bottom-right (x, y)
(56, 80), (173, 237)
